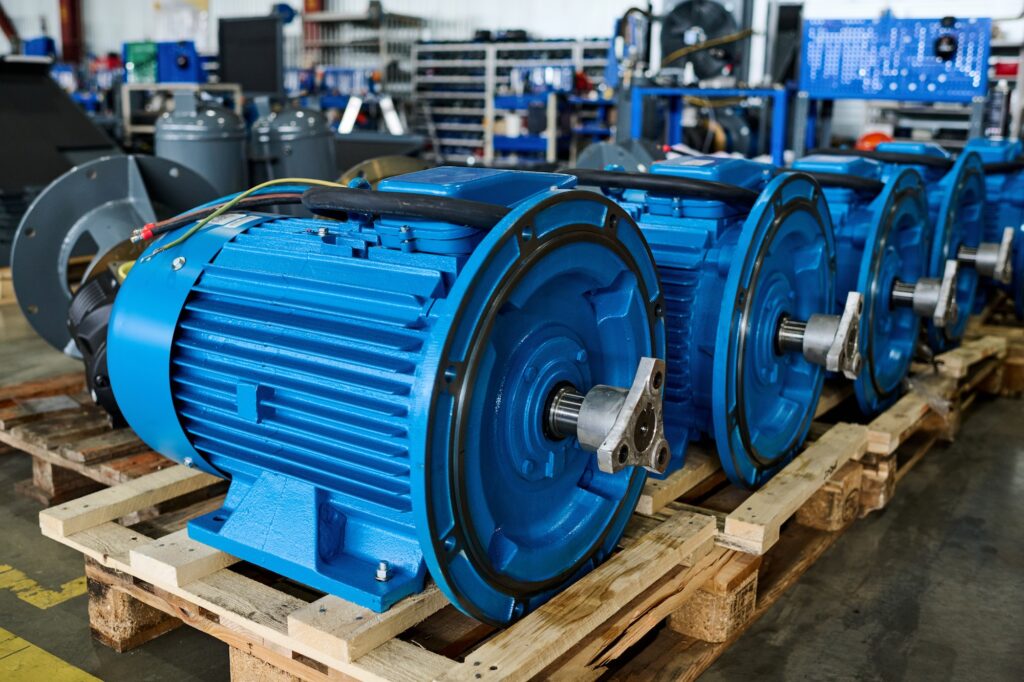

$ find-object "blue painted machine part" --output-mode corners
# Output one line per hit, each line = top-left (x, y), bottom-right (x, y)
(606, 157), (838, 488)
(792, 156), (929, 415)
(107, 167), (666, 626)
(964, 137), (1024, 319)
(874, 142), (986, 351)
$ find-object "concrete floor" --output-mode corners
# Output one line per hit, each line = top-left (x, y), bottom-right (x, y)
(0, 303), (1021, 681)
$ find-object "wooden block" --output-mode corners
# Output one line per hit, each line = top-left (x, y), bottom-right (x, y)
(17, 457), (104, 504)
(720, 423), (868, 555)
(39, 465), (220, 538)
(667, 553), (760, 642)
(1000, 356), (1024, 396)
(287, 584), (448, 663)
(636, 449), (719, 515)
(435, 511), (717, 682)
(229, 647), (301, 682)
(866, 392), (931, 455)
(859, 453), (897, 516)
(794, 460), (862, 532)
(86, 561), (182, 652)
(130, 529), (239, 587)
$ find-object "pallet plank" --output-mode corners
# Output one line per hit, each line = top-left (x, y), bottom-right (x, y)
(719, 423), (868, 555)
(129, 529), (239, 587)
(61, 429), (149, 464)
(436, 511), (717, 682)
(866, 392), (931, 455)
(0, 372), (84, 405)
(288, 585), (448, 664)
(39, 466), (220, 538)
(935, 336), (1008, 378)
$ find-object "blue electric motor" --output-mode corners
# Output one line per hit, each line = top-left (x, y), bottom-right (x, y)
(106, 167), (671, 626)
(857, 142), (995, 352)
(963, 137), (1024, 318)
(574, 159), (863, 488)
(790, 156), (943, 415)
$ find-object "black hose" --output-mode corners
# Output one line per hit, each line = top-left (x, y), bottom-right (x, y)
(302, 186), (511, 230)
(982, 159), (1024, 175)
(806, 148), (954, 170)
(568, 168), (760, 207)
(790, 171), (884, 195)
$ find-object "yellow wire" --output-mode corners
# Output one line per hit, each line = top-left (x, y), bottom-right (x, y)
(116, 261), (134, 281)
(151, 177), (344, 255)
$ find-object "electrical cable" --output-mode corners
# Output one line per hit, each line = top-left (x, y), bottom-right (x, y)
(567, 168), (760, 206)
(146, 178), (343, 255)
(139, 193), (305, 242)
(301, 186), (511, 229)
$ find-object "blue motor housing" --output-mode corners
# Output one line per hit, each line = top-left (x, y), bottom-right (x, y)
(874, 142), (986, 351)
(791, 156), (929, 415)
(107, 167), (666, 626)
(597, 157), (846, 489)
(964, 137), (1024, 319)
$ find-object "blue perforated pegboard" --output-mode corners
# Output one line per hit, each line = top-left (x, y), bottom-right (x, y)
(799, 13), (991, 103)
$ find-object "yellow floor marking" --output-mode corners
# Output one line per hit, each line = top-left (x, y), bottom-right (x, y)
(0, 626), (100, 681)
(0, 565), (86, 609)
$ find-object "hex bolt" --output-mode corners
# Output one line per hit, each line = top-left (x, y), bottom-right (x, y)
(183, 457), (194, 468)
(375, 560), (392, 582)
(318, 226), (329, 237)
(172, 256), (186, 271)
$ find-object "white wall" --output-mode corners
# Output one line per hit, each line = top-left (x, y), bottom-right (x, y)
(3, 1), (1022, 60)
(0, 0), (650, 57)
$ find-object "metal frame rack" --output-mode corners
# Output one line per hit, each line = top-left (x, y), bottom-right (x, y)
(303, 4), (425, 96)
(411, 38), (609, 164)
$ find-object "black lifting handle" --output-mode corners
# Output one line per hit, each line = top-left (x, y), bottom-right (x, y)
(302, 186), (512, 230)
(806, 148), (955, 170)
(788, 170), (885, 195)
(567, 168), (760, 207)
(982, 159), (1024, 175)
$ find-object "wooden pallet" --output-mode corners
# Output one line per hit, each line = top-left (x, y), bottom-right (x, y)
(965, 293), (1024, 396)
(0, 372), (176, 503)
(35, 337), (1009, 681)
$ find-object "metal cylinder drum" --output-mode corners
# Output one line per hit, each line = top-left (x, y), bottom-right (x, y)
(963, 137), (1024, 319)
(155, 93), (247, 195)
(588, 158), (855, 489)
(872, 142), (986, 351)
(791, 156), (930, 416)
(106, 167), (667, 625)
(249, 106), (337, 184)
